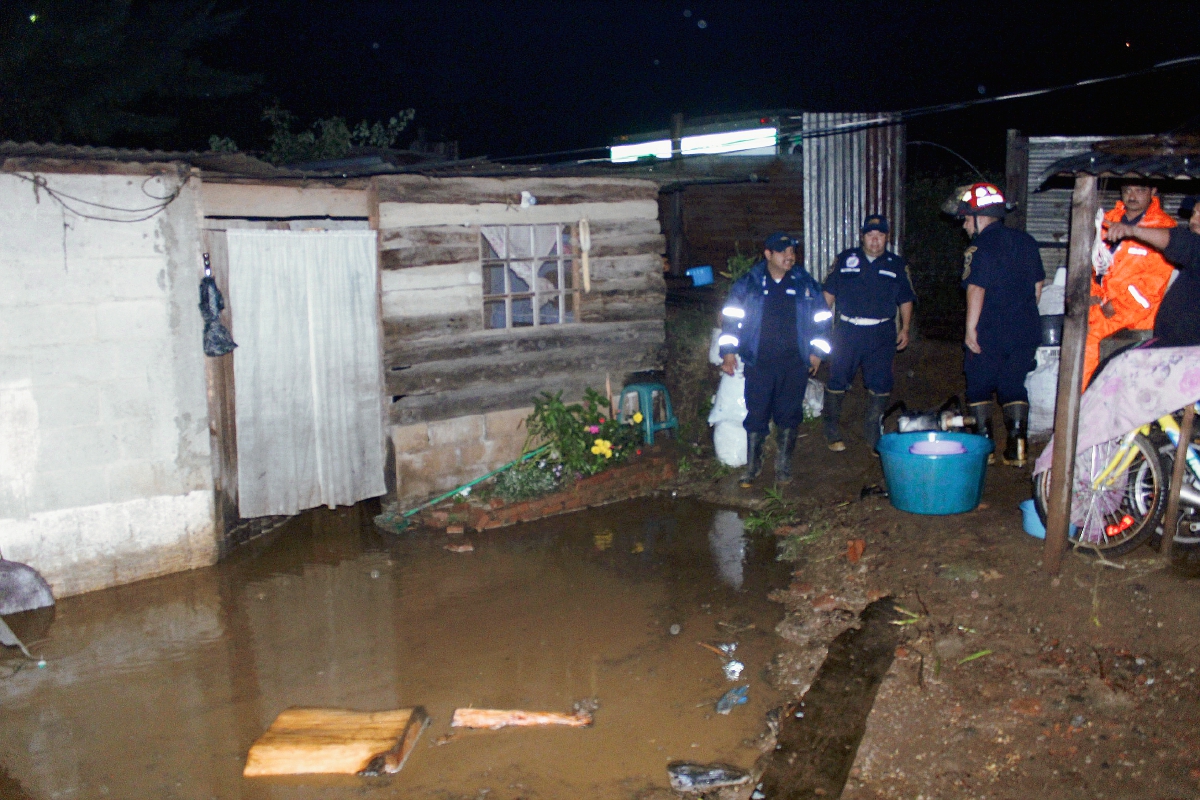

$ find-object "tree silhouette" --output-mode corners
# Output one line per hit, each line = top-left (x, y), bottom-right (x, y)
(0, 1), (257, 145)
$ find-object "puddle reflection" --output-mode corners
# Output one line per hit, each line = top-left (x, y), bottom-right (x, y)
(708, 510), (747, 590)
(1, 499), (784, 800)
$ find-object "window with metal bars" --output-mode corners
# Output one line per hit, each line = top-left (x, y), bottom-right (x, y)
(481, 224), (579, 329)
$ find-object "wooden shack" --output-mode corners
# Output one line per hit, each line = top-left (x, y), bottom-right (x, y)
(372, 175), (666, 500)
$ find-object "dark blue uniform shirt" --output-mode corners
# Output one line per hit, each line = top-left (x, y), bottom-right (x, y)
(823, 249), (916, 319)
(961, 223), (1043, 349)
(757, 274), (803, 362)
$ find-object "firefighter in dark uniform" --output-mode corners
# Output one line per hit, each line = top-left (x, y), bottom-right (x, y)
(821, 215), (915, 452)
(719, 232), (832, 488)
(949, 182), (1044, 466)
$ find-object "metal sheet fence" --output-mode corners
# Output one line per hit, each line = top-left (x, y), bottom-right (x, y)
(799, 113), (905, 281)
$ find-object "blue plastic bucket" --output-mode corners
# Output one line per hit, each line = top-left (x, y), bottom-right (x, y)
(877, 432), (994, 515)
(686, 265), (714, 287)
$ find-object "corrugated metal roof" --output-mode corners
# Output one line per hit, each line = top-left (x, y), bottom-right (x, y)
(1038, 135), (1200, 184)
(0, 141), (458, 179)
(1026, 135), (1197, 277)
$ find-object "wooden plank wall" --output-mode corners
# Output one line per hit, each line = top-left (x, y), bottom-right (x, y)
(373, 175), (667, 426)
(670, 176), (805, 275)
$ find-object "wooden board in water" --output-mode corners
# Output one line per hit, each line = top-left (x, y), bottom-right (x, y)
(243, 707), (429, 777)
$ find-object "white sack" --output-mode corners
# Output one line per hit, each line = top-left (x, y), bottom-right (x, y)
(713, 422), (748, 467)
(1026, 346), (1059, 434)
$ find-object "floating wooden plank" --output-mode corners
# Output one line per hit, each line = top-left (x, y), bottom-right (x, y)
(450, 707), (593, 730)
(243, 707), (430, 778)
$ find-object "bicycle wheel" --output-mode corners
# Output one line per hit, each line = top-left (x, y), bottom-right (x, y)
(1155, 447), (1200, 552)
(1034, 433), (1166, 556)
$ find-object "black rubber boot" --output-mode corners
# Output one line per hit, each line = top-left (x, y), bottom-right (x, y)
(1001, 401), (1029, 467)
(968, 401), (995, 464)
(740, 431), (765, 488)
(775, 427), (799, 484)
(823, 389), (846, 452)
(864, 392), (890, 452)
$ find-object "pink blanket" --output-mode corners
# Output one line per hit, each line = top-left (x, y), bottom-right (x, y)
(1033, 346), (1200, 475)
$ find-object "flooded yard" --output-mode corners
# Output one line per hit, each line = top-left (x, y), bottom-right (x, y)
(1, 499), (787, 800)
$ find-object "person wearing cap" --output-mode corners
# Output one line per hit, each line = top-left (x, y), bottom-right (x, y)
(820, 215), (915, 453)
(1103, 194), (1200, 348)
(1083, 183), (1176, 388)
(952, 182), (1043, 467)
(718, 232), (832, 488)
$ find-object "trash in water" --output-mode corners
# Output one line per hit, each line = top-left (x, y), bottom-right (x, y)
(669, 624), (682, 635)
(445, 542), (475, 553)
(715, 685), (749, 714)
(667, 761), (751, 792)
(722, 660), (744, 681)
(717, 642), (737, 656)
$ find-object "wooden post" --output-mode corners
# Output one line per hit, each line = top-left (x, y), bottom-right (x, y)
(668, 113), (685, 276)
(1004, 129), (1029, 233)
(1161, 403), (1196, 564)
(1043, 174), (1098, 574)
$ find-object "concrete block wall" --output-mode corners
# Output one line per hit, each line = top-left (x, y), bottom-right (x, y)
(391, 407), (531, 501)
(0, 170), (216, 597)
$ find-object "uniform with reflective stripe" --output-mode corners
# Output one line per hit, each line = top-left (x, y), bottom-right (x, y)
(1084, 197), (1177, 387)
(719, 259), (831, 434)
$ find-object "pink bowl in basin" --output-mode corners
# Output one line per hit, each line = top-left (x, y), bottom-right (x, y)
(908, 439), (967, 456)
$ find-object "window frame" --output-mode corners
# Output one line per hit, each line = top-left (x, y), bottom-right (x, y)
(480, 223), (580, 330)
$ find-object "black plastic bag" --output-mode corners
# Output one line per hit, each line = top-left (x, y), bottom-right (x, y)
(199, 271), (237, 357)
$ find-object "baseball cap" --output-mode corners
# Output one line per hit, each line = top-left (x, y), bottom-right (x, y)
(1179, 195), (1198, 219)
(861, 215), (889, 234)
(764, 232), (797, 252)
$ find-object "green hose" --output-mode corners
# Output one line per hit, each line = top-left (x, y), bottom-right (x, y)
(374, 444), (551, 534)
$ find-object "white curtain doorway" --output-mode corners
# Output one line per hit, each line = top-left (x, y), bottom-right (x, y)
(226, 230), (386, 517)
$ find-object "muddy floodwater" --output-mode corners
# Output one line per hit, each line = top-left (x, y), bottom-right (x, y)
(1, 499), (788, 799)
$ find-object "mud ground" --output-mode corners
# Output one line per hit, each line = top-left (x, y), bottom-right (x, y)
(678, 339), (1200, 799)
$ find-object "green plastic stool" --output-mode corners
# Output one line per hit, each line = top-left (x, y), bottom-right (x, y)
(618, 383), (679, 445)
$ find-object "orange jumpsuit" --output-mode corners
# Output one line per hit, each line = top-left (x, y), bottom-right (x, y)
(1082, 197), (1176, 388)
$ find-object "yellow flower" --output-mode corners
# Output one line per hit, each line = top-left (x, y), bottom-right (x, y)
(632, 412), (644, 424)
(591, 438), (613, 458)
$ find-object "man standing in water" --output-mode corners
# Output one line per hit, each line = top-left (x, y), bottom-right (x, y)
(718, 232), (831, 488)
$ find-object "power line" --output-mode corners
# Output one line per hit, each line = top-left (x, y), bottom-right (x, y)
(445, 53), (1200, 170)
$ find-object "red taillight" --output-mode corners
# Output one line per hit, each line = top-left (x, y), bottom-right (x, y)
(1105, 514), (1135, 537)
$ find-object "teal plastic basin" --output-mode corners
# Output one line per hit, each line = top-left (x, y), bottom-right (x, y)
(877, 432), (993, 515)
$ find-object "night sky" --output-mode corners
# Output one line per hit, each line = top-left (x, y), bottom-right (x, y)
(199, 1), (1200, 172)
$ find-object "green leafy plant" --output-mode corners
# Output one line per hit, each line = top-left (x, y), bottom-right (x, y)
(525, 389), (643, 477)
(720, 242), (758, 283)
(744, 488), (793, 534)
(493, 459), (562, 501)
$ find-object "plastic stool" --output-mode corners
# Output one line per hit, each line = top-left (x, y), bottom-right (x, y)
(618, 383), (679, 445)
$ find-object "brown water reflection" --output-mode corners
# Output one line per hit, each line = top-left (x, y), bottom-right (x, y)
(0, 498), (785, 799)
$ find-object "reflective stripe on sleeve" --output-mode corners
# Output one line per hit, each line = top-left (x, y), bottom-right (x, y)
(813, 310), (833, 323)
(721, 306), (745, 319)
(1128, 284), (1151, 309)
(810, 338), (831, 354)
(718, 334), (740, 347)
